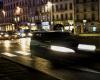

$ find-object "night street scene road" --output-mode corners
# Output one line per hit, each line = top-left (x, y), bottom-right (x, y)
(0, 0), (100, 80)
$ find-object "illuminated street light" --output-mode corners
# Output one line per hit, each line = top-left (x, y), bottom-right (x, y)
(15, 6), (22, 15)
(14, 6), (23, 31)
(14, 6), (22, 22)
(2, 10), (6, 23)
(47, 1), (52, 10)
(46, 1), (53, 25)
(2, 10), (6, 17)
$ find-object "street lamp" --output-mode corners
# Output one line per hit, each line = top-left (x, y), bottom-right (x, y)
(83, 19), (87, 33)
(2, 10), (6, 23)
(15, 6), (22, 15)
(46, 1), (53, 25)
(14, 6), (22, 31)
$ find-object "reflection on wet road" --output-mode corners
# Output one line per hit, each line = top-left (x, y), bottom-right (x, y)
(1, 38), (100, 80)
(0, 38), (31, 56)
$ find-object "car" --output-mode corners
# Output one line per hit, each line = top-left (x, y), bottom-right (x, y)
(30, 31), (100, 65)
(30, 31), (95, 66)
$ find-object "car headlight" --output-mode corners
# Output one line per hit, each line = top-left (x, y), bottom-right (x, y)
(78, 44), (96, 52)
(0, 33), (3, 35)
(21, 33), (26, 37)
(17, 33), (20, 35)
(4, 34), (9, 37)
(28, 33), (32, 36)
(50, 45), (75, 53)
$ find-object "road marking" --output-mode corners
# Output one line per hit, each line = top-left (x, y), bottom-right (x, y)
(14, 51), (31, 56)
(1, 52), (17, 57)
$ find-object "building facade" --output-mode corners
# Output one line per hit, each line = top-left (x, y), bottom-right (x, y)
(51, 0), (74, 25)
(1, 0), (100, 32)
(35, 0), (75, 31)
(75, 0), (100, 32)
(0, 0), (36, 32)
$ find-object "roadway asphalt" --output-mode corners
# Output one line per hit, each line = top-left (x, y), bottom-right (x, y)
(0, 38), (100, 80)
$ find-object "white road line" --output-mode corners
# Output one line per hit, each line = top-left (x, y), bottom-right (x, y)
(14, 51), (31, 56)
(1, 52), (17, 57)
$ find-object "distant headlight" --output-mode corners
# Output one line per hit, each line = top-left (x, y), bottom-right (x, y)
(78, 44), (96, 52)
(21, 33), (26, 37)
(17, 33), (20, 35)
(28, 33), (32, 36)
(4, 34), (9, 37)
(0, 33), (3, 35)
(50, 45), (75, 53)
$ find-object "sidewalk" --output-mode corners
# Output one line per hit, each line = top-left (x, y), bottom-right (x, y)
(78, 33), (100, 37)
(0, 57), (36, 80)
(0, 56), (59, 80)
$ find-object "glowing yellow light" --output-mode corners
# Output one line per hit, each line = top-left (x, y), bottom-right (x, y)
(4, 34), (9, 37)
(47, 1), (52, 10)
(21, 33), (26, 37)
(28, 33), (32, 36)
(2, 10), (6, 17)
(4, 40), (10, 48)
(15, 6), (21, 15)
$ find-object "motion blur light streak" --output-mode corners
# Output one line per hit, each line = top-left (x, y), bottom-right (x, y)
(78, 44), (96, 51)
(50, 45), (75, 53)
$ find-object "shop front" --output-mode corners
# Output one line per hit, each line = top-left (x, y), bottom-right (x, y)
(0, 23), (15, 32)
(41, 22), (50, 31)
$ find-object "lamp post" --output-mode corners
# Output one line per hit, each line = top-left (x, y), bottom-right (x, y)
(2, 10), (6, 23)
(14, 6), (22, 31)
(83, 19), (87, 33)
(46, 1), (53, 26)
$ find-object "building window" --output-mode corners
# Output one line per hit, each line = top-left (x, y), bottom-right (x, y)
(55, 0), (58, 2)
(65, 13), (68, 20)
(61, 14), (64, 20)
(91, 5), (96, 11)
(76, 8), (79, 12)
(92, 13), (95, 21)
(53, 15), (55, 20)
(83, 0), (87, 3)
(91, 0), (97, 2)
(52, 5), (55, 12)
(69, 3), (73, 10)
(76, 15), (79, 21)
(84, 8), (86, 12)
(60, 4), (63, 10)
(56, 5), (58, 11)
(65, 3), (68, 10)
(56, 15), (59, 20)
(84, 14), (87, 19)
(70, 13), (73, 20)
